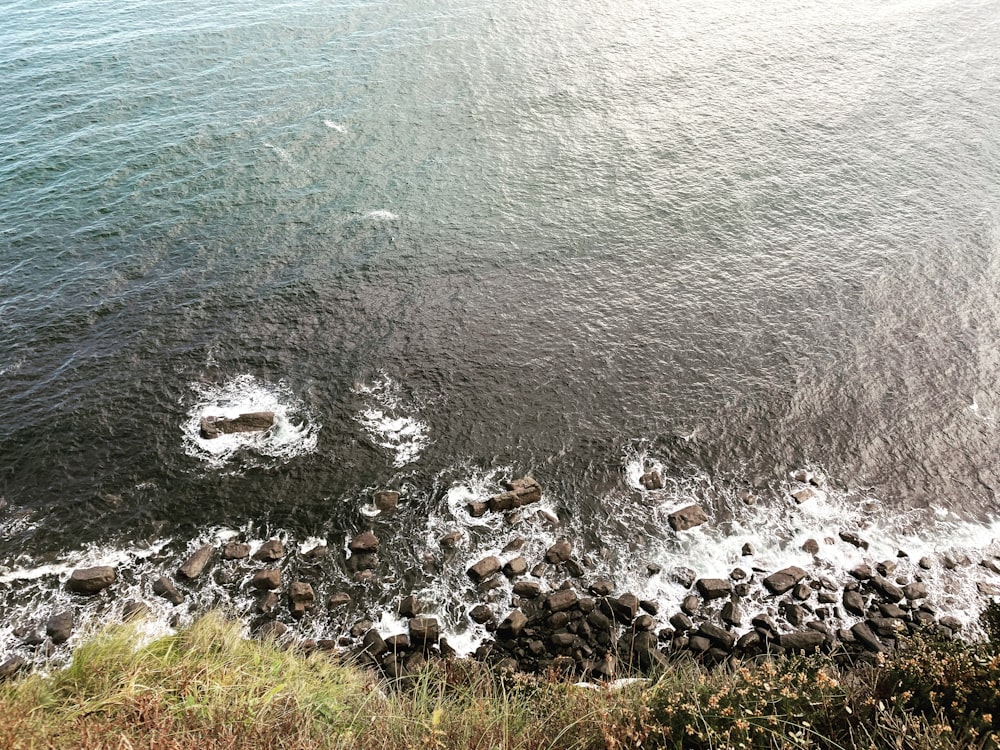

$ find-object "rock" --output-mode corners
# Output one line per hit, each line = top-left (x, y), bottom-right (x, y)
(470, 605), (493, 624)
(303, 545), (328, 562)
(254, 539), (284, 561)
(779, 631), (824, 653)
(361, 629), (387, 657)
(373, 490), (400, 511)
(46, 611), (73, 644)
(669, 612), (693, 632)
(721, 601), (742, 627)
(978, 581), (1000, 596)
(589, 580), (614, 597)
(640, 599), (659, 616)
(547, 589), (578, 612)
(178, 544), (215, 580)
(288, 582), (315, 619)
(639, 471), (665, 490)
(564, 558), (585, 578)
(791, 488), (818, 504)
(780, 602), (806, 627)
(681, 594), (700, 615)
(222, 542), (251, 560)
(730, 568), (747, 581)
(876, 560), (898, 578)
(635, 614), (654, 631)
(503, 557), (528, 578)
(255, 591), (279, 614)
(802, 539), (820, 554)
(409, 617), (440, 647)
(487, 477), (542, 512)
(696, 578), (733, 601)
(439, 530), (462, 548)
(499, 610), (528, 637)
(839, 531), (870, 550)
(698, 622), (735, 651)
(667, 504), (709, 532)
(918, 556), (933, 570)
(903, 582), (928, 600)
(762, 566), (806, 595)
(397, 595), (422, 618)
(328, 592), (351, 608)
(850, 622), (885, 653)
(467, 556), (502, 583)
(671, 567), (697, 588)
(625, 630), (668, 669)
(545, 540), (572, 564)
(513, 581), (541, 598)
(741, 543), (755, 556)
(251, 568), (281, 591)
(200, 411), (274, 439)
(869, 617), (906, 639)
(348, 532), (379, 554)
(0, 655), (26, 681)
(793, 583), (812, 601)
(152, 576), (184, 605)
(939, 616), (963, 632)
(68, 566), (116, 595)
(122, 601), (150, 621)
(849, 564), (873, 580)
(871, 577), (904, 603)
(843, 590), (865, 616)
(792, 469), (816, 484)
(609, 593), (639, 623)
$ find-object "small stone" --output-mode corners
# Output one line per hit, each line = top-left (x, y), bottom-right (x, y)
(839, 531), (870, 550)
(589, 580), (614, 597)
(791, 487), (818, 504)
(470, 605), (493, 624)
(918, 556), (933, 570)
(762, 566), (806, 595)
(849, 564), (873, 580)
(253, 539), (285, 561)
(681, 594), (700, 615)
(348, 532), (379, 554)
(564, 558), (585, 577)
(640, 470), (665, 490)
(802, 539), (819, 554)
(512, 581), (541, 598)
(467, 556), (502, 583)
(876, 560), (898, 578)
(741, 543), (755, 556)
(397, 595), (422, 618)
(152, 576), (184, 605)
(502, 557), (528, 578)
(328, 592), (351, 608)
(439, 531), (462, 548)
(46, 611), (73, 644)
(696, 578), (733, 601)
(792, 583), (812, 601)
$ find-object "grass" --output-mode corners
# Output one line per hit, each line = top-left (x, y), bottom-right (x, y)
(1, 611), (999, 749)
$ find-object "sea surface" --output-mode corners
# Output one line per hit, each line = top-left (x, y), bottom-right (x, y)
(2, 0), (1000, 652)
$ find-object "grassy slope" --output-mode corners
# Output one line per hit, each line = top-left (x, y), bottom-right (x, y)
(1, 612), (998, 749)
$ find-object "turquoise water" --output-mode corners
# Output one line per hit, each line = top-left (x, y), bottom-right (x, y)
(2, 0), (1000, 647)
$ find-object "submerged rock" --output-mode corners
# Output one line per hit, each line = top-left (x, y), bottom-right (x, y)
(667, 504), (708, 532)
(68, 566), (116, 595)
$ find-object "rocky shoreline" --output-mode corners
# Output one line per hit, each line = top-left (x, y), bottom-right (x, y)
(2, 475), (998, 683)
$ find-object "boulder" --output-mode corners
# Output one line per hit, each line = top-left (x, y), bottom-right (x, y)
(222, 542), (251, 560)
(256, 591), (279, 615)
(667, 504), (709, 532)
(46, 611), (73, 644)
(360, 629), (387, 657)
(499, 610), (528, 637)
(850, 622), (886, 653)
(439, 530), (462, 548)
(839, 531), (870, 550)
(698, 622), (735, 651)
(470, 605), (493, 624)
(546, 589), (578, 612)
(397, 596), (422, 618)
(487, 477), (542, 512)
(545, 540), (572, 564)
(609, 593), (639, 623)
(640, 471), (664, 490)
(348, 532), (379, 554)
(503, 557), (528, 578)
(589, 580), (614, 597)
(68, 566), (116, 595)
(253, 539), (284, 561)
(255, 621), (288, 641)
(779, 631), (824, 653)
(408, 617), (440, 647)
(696, 578), (733, 601)
(791, 487), (818, 504)
(288, 582), (315, 619)
(802, 539), (820, 554)
(0, 655), (27, 681)
(122, 601), (150, 621)
(513, 581), (541, 598)
(251, 568), (281, 591)
(741, 543), (755, 556)
(199, 411), (274, 439)
(903, 582), (928, 600)
(153, 576), (184, 605)
(467, 556), (502, 583)
(871, 577), (904, 603)
(178, 544), (215, 580)
(843, 590), (865, 616)
(328, 592), (352, 608)
(762, 566), (806, 595)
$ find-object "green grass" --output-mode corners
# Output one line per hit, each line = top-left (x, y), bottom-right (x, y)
(1, 611), (999, 749)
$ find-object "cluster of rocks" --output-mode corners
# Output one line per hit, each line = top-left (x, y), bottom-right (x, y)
(199, 411), (275, 440)
(4, 475), (1000, 685)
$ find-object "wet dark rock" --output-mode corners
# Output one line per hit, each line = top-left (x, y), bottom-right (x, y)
(503, 557), (528, 578)
(488, 477), (542, 512)
(779, 631), (824, 653)
(741, 543), (755, 556)
(696, 578), (733, 601)
(978, 581), (1000, 596)
(791, 487), (818, 504)
(409, 617), (441, 648)
(288, 582), (315, 619)
(222, 542), (251, 560)
(254, 539), (285, 561)
(467, 501), (489, 517)
(468, 556), (502, 583)
(634, 614), (654, 631)
(46, 611), (73, 644)
(0, 656), (26, 681)
(178, 544), (215, 580)
(843, 590), (865, 616)
(153, 576), (184, 605)
(802, 539), (820, 554)
(588, 580), (614, 597)
(303, 545), (328, 562)
(564, 558), (585, 578)
(396, 595), (422, 618)
(251, 568), (281, 591)
(903, 582), (928, 600)
(667, 504), (709, 532)
(470, 604), (493, 624)
(851, 622), (886, 653)
(730, 568), (747, 581)
(688, 635), (711, 653)
(669, 612), (693, 632)
(256, 591), (279, 615)
(792, 583), (812, 601)
(850, 564), (873, 580)
(878, 602), (907, 619)
(876, 560), (898, 578)
(698, 622), (735, 651)
(918, 556), (933, 570)
(721, 601), (742, 627)
(361, 629), (387, 657)
(439, 531), (462, 548)
(68, 566), (116, 595)
(871, 577), (904, 603)
(545, 540), (572, 564)
(839, 531), (870, 550)
(939, 616), (962, 632)
(349, 532), (379, 554)
(200, 411), (274, 439)
(373, 490), (400, 512)
(624, 630), (668, 669)
(640, 470), (664, 490)
(385, 634), (410, 651)
(762, 566), (806, 595)
(818, 591), (838, 604)
(640, 599), (659, 616)
(780, 601), (806, 628)
(608, 593), (639, 623)
(681, 594), (700, 615)
(499, 610), (528, 637)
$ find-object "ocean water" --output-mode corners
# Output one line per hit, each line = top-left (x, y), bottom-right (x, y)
(2, 0), (1000, 653)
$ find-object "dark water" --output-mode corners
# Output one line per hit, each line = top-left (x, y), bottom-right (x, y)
(3, 0), (1000, 647)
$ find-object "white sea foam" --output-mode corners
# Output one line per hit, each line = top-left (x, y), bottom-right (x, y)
(181, 374), (320, 468)
(353, 373), (429, 468)
(363, 209), (399, 221)
(323, 119), (346, 133)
